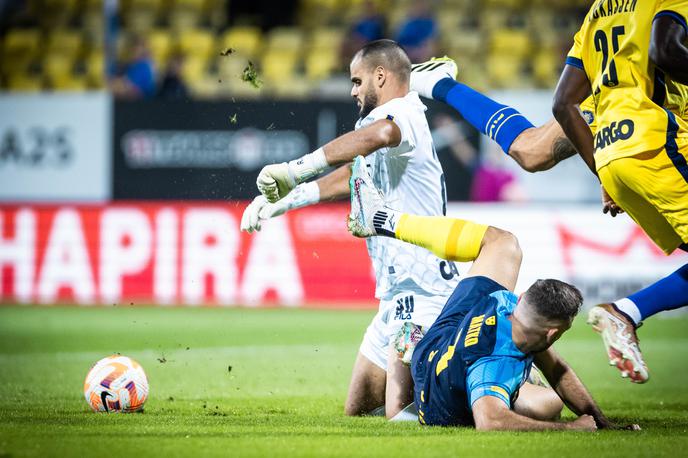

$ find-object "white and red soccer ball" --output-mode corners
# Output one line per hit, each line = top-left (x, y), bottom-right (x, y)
(84, 355), (149, 413)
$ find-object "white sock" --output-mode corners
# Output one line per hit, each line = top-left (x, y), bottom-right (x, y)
(614, 297), (642, 326)
(372, 207), (403, 237)
(389, 403), (419, 422)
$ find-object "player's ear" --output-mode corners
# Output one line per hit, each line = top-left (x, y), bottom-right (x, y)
(545, 327), (559, 342)
(375, 66), (386, 87)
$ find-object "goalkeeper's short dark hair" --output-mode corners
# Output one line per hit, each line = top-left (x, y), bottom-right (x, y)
(523, 279), (583, 322)
(354, 39), (411, 82)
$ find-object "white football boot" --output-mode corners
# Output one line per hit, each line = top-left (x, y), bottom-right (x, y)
(410, 56), (459, 99)
(348, 156), (386, 238)
(587, 303), (649, 383)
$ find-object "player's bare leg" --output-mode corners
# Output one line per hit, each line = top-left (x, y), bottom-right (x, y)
(587, 303), (649, 383)
(344, 352), (387, 416)
(384, 344), (414, 419)
(514, 382), (564, 421)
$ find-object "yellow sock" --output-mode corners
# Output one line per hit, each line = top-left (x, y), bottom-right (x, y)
(394, 214), (488, 262)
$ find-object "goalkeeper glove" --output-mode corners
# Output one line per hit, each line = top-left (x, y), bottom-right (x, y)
(256, 148), (328, 203)
(241, 182), (320, 233)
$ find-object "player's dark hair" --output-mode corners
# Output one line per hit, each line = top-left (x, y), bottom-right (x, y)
(523, 279), (583, 322)
(355, 39), (411, 82)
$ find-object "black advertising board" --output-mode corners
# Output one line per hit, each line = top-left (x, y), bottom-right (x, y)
(113, 99), (478, 200)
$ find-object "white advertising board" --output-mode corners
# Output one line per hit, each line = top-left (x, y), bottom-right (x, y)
(0, 92), (111, 202)
(447, 203), (688, 305)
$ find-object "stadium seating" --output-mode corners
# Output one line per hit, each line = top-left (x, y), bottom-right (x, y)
(84, 51), (105, 88)
(178, 29), (215, 62)
(146, 29), (173, 70)
(262, 50), (299, 85)
(2, 29), (41, 77)
(0, 0), (587, 95)
(6, 74), (43, 92)
(220, 26), (263, 60)
(306, 49), (339, 81)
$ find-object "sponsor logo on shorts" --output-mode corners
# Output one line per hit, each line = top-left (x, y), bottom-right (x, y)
(394, 295), (414, 320)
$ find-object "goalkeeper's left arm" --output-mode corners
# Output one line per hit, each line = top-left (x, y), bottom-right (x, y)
(241, 164), (352, 233)
(256, 119), (401, 203)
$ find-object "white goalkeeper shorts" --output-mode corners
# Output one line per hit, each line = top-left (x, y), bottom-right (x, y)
(359, 290), (449, 370)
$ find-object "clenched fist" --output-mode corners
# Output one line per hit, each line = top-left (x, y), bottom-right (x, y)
(256, 163), (297, 203)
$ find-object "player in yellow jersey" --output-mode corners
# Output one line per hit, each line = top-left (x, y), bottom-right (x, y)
(409, 58), (688, 383)
(553, 1), (688, 383)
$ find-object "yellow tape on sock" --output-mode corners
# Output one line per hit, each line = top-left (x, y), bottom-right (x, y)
(395, 214), (488, 262)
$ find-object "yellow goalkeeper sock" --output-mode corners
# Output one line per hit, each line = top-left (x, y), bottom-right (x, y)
(394, 214), (488, 262)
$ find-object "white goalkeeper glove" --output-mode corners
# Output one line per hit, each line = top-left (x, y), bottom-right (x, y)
(241, 182), (320, 233)
(256, 148), (328, 203)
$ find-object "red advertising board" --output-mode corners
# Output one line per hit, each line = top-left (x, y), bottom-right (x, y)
(2, 202), (687, 308)
(0, 203), (376, 307)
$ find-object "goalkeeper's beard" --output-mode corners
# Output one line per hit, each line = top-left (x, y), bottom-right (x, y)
(358, 89), (378, 119)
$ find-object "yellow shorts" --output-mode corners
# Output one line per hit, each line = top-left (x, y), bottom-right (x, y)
(598, 138), (688, 255)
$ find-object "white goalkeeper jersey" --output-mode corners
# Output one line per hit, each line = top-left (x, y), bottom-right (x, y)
(355, 91), (461, 300)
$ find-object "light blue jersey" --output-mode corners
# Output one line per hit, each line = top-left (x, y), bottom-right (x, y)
(412, 276), (533, 426)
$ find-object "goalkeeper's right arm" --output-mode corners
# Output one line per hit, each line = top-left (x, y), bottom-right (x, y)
(241, 164), (352, 233)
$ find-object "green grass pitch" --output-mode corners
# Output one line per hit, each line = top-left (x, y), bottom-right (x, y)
(1, 306), (687, 457)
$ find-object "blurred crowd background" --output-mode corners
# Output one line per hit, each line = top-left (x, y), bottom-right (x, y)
(0, 0), (597, 203)
(1, 1), (683, 308)
(0, 0), (589, 97)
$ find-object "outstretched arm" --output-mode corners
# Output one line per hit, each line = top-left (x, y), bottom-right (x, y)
(472, 395), (597, 431)
(241, 164), (352, 233)
(650, 15), (688, 85)
(552, 65), (595, 175)
(508, 119), (578, 173)
(321, 119), (401, 165)
(257, 120), (400, 202)
(315, 163), (353, 201)
(533, 347), (610, 429)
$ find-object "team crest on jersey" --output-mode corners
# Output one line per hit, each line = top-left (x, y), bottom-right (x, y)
(582, 110), (594, 125)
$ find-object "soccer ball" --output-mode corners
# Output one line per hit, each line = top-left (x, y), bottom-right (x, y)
(84, 355), (149, 413)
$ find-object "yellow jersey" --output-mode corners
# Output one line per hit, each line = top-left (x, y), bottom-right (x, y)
(567, 0), (688, 169)
(666, 78), (688, 122)
(580, 78), (688, 135)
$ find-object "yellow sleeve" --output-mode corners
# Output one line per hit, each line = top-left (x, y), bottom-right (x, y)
(656, 1), (688, 33)
(565, 28), (585, 71)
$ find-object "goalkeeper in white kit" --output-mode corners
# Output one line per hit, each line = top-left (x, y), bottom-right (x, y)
(241, 39), (463, 420)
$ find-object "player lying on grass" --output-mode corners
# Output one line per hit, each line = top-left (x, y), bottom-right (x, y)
(242, 39), (462, 419)
(348, 156), (635, 431)
(410, 45), (688, 384)
(552, 3), (688, 384)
